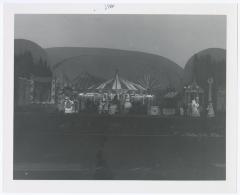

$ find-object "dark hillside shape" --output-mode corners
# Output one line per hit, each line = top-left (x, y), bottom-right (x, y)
(15, 39), (49, 64)
(183, 48), (226, 89)
(46, 47), (184, 90)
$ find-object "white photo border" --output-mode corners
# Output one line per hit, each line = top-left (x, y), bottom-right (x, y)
(2, 3), (238, 193)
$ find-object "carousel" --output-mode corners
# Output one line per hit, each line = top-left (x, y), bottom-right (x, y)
(78, 71), (154, 115)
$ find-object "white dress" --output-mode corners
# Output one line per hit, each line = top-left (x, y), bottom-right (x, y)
(207, 103), (215, 117)
(64, 100), (74, 114)
(191, 100), (200, 117)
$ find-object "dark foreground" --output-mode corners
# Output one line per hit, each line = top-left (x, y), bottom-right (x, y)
(14, 113), (226, 180)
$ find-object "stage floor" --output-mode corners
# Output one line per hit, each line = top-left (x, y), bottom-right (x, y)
(13, 112), (226, 180)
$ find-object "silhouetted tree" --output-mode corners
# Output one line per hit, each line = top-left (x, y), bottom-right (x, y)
(191, 53), (226, 108)
(14, 51), (53, 107)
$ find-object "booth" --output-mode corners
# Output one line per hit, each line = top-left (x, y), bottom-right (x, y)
(183, 81), (204, 116)
(162, 91), (178, 116)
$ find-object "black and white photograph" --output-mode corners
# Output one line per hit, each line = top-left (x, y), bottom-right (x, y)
(13, 13), (228, 181)
(1, 1), (239, 193)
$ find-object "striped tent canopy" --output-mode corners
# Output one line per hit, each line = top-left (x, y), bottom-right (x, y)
(93, 71), (146, 92)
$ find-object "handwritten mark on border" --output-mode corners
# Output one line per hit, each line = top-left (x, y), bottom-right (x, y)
(105, 4), (115, 10)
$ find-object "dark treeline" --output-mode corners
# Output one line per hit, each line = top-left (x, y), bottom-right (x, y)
(192, 54), (226, 90)
(191, 54), (226, 108)
(14, 51), (52, 78)
(14, 51), (53, 107)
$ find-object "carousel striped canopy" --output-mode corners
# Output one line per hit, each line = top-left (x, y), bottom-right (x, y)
(94, 72), (146, 92)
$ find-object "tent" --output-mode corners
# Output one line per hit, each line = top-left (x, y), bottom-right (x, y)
(93, 71), (146, 93)
(78, 71), (154, 114)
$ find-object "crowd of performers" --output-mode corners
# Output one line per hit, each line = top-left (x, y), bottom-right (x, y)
(57, 92), (153, 115)
(57, 92), (215, 118)
(54, 70), (217, 117)
(178, 97), (215, 118)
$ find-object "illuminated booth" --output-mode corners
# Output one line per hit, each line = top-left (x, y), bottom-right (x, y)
(162, 91), (179, 116)
(183, 81), (204, 116)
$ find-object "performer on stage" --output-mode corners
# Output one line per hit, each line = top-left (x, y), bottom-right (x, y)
(191, 98), (200, 117)
(207, 102), (215, 118)
(64, 97), (74, 114)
